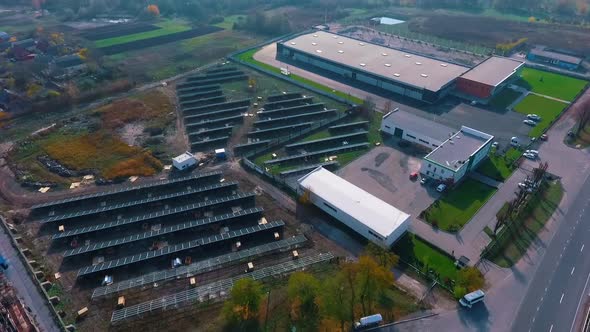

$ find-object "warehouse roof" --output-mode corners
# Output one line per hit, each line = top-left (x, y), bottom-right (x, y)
(529, 46), (583, 65)
(298, 167), (410, 238)
(425, 126), (493, 171)
(281, 31), (469, 92)
(459, 56), (524, 87)
(382, 108), (456, 142)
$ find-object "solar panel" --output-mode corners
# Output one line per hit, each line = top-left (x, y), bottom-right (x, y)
(254, 109), (336, 126)
(176, 84), (221, 94)
(263, 97), (314, 110)
(110, 252), (334, 324)
(187, 126), (234, 138)
(63, 207), (263, 258)
(247, 122), (313, 136)
(182, 99), (250, 114)
(52, 192), (256, 240)
(266, 92), (302, 102)
(191, 136), (229, 147)
(91, 234), (307, 299)
(258, 103), (323, 116)
(77, 220), (285, 278)
(328, 121), (369, 131)
(184, 115), (243, 130)
(39, 181), (238, 224)
(285, 131), (368, 149)
(183, 106), (248, 122)
(264, 143), (370, 165)
(32, 171), (222, 209)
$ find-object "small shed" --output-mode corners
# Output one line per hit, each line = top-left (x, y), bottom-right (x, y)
(172, 152), (196, 171)
(215, 148), (226, 159)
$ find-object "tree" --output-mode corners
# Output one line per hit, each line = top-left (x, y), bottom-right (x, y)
(364, 243), (399, 270)
(356, 256), (395, 316)
(222, 278), (264, 331)
(322, 262), (358, 330)
(456, 267), (485, 293)
(147, 4), (160, 17)
(287, 272), (321, 331)
(574, 97), (590, 136)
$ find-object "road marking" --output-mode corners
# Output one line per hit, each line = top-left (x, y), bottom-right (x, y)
(533, 317), (536, 323)
(537, 306), (540, 312)
(569, 271), (590, 332)
(560, 293), (565, 304)
(582, 244), (585, 252)
(550, 324), (554, 332)
(545, 287), (548, 293)
(572, 267), (576, 275)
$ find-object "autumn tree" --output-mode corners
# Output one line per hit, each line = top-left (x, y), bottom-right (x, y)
(147, 4), (160, 16)
(322, 272), (352, 331)
(222, 278), (264, 331)
(356, 256), (395, 316)
(287, 272), (321, 331)
(454, 266), (484, 299)
(364, 243), (399, 270)
(575, 97), (590, 137)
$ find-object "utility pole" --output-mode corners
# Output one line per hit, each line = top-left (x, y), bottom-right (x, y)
(264, 289), (271, 331)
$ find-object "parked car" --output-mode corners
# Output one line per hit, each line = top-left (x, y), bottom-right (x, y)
(436, 184), (447, 192)
(420, 177), (428, 185)
(491, 142), (499, 149)
(525, 149), (539, 156)
(527, 114), (541, 121)
(540, 134), (548, 141)
(510, 137), (519, 147)
(459, 290), (485, 308)
(410, 172), (418, 180)
(523, 119), (537, 126)
(523, 152), (537, 160)
(518, 182), (528, 189)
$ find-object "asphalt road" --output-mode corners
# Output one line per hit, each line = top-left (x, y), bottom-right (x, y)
(511, 174), (590, 332)
(0, 218), (60, 332)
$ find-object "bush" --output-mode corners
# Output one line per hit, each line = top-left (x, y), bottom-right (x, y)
(431, 220), (439, 229)
(454, 286), (467, 300)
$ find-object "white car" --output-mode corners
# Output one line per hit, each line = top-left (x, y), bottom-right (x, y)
(518, 182), (528, 189)
(525, 149), (539, 156)
(523, 152), (537, 160)
(492, 142), (499, 149)
(523, 119), (537, 126)
(527, 114), (542, 121)
(436, 184), (447, 192)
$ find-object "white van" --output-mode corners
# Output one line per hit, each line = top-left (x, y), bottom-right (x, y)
(459, 289), (485, 308)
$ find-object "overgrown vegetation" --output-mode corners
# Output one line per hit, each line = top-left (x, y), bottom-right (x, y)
(420, 179), (497, 232)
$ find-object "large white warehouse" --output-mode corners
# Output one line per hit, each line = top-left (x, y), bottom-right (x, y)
(298, 167), (410, 247)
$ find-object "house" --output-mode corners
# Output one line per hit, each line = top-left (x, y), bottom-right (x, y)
(50, 54), (87, 79)
(527, 46), (583, 71)
(172, 152), (197, 171)
(298, 167), (411, 247)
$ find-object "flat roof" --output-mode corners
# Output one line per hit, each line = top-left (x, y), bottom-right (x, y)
(530, 47), (583, 65)
(382, 108), (456, 142)
(281, 31), (469, 92)
(459, 56), (524, 87)
(298, 167), (410, 238)
(173, 152), (194, 163)
(425, 126), (493, 171)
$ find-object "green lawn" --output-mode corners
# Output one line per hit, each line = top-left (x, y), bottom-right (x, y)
(422, 179), (497, 232)
(516, 67), (587, 101)
(488, 181), (564, 267)
(95, 20), (192, 48)
(514, 94), (568, 137)
(393, 233), (458, 283)
(477, 148), (522, 181)
(235, 48), (364, 105)
(489, 88), (522, 110)
(214, 15), (245, 29)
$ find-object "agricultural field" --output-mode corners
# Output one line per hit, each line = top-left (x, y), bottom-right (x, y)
(516, 68), (587, 102)
(6, 90), (181, 188)
(94, 20), (192, 48)
(420, 179), (497, 232)
(514, 94), (568, 138)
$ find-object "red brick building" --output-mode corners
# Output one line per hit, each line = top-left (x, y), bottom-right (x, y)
(456, 56), (524, 101)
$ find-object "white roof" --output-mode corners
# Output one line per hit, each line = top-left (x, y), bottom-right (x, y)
(298, 167), (409, 238)
(173, 152), (194, 163)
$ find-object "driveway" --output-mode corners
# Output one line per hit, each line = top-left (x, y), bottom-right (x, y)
(337, 138), (438, 219)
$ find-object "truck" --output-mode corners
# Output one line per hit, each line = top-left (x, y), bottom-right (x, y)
(355, 313), (383, 330)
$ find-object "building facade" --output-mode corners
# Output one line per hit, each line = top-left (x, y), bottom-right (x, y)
(527, 46), (583, 71)
(381, 108), (456, 150)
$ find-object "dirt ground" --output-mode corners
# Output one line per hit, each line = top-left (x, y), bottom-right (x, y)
(409, 14), (590, 54)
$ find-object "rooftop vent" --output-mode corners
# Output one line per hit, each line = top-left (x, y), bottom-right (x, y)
(311, 42), (317, 46)
(381, 52), (388, 56)
(384, 63), (391, 67)
(313, 34), (318, 37)
(316, 50), (322, 53)
(405, 54), (411, 58)
(290, 42), (296, 45)
(338, 41), (344, 44)
(338, 50), (344, 54)
(421, 74), (428, 77)
(359, 42), (365, 46)
(333, 35), (339, 39)
(394, 73), (400, 77)
(415, 62), (422, 65)
(440, 63), (448, 67)
(360, 63), (366, 67)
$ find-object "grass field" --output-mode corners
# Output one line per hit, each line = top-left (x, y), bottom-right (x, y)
(489, 88), (522, 110)
(514, 94), (568, 137)
(516, 68), (587, 101)
(214, 15), (245, 29)
(422, 179), (497, 232)
(477, 147), (522, 181)
(236, 48), (364, 105)
(489, 181), (564, 267)
(393, 233), (458, 283)
(95, 20), (192, 48)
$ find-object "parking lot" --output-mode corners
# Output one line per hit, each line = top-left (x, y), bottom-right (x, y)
(337, 136), (440, 219)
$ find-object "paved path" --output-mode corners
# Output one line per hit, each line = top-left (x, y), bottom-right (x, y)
(469, 172), (503, 189)
(0, 217), (60, 332)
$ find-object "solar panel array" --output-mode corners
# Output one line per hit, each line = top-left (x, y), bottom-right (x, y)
(32, 171), (221, 209)
(264, 143), (370, 165)
(52, 192), (256, 240)
(63, 207), (263, 258)
(110, 251), (334, 324)
(77, 220), (285, 278)
(40, 181), (238, 224)
(92, 234), (307, 299)
(285, 131), (368, 150)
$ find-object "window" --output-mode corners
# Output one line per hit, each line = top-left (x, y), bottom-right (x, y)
(426, 171), (430, 175)
(440, 169), (445, 174)
(433, 167), (437, 173)
(432, 144), (439, 147)
(428, 164), (431, 168)
(385, 125), (391, 129)
(419, 139), (429, 144)
(406, 134), (416, 139)
(323, 202), (337, 213)
(368, 230), (383, 240)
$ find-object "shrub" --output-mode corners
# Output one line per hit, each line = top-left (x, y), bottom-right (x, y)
(431, 220), (439, 229)
(453, 286), (467, 300)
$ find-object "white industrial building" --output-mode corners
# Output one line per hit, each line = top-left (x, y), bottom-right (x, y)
(421, 126), (494, 184)
(298, 167), (410, 247)
(381, 108), (456, 150)
(172, 152), (197, 171)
